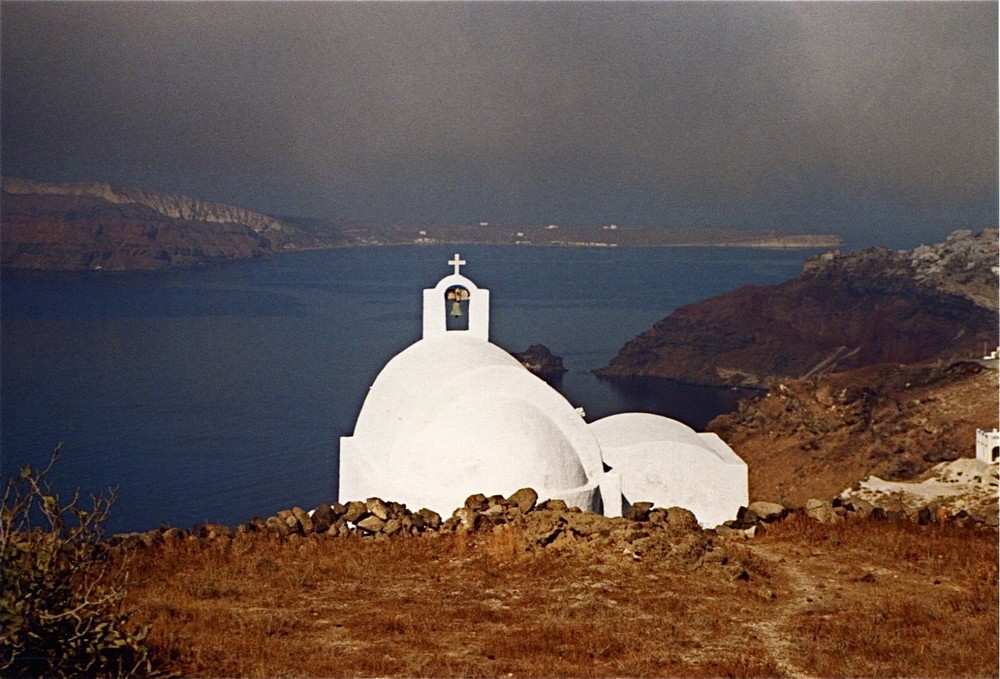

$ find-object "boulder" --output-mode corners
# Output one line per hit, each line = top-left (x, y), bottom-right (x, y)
(840, 497), (875, 519)
(311, 504), (334, 533)
(453, 507), (483, 532)
(266, 515), (289, 535)
(416, 508), (442, 531)
(464, 493), (489, 511)
(506, 487), (539, 514)
(735, 506), (759, 528)
(383, 518), (403, 536)
(537, 498), (568, 512)
(665, 507), (700, 532)
(292, 507), (313, 534)
(804, 498), (841, 524)
(356, 515), (386, 534)
(343, 501), (367, 524)
(366, 497), (389, 521)
(624, 502), (654, 522)
(747, 501), (788, 522)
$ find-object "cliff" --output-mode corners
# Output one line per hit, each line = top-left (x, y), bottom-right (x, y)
(597, 230), (999, 388)
(0, 177), (346, 270)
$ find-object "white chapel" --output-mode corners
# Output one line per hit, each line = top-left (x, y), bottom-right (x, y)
(339, 254), (748, 527)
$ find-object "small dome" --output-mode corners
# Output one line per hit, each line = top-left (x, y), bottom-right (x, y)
(590, 412), (719, 456)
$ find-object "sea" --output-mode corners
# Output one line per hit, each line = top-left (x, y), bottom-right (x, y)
(1, 245), (824, 533)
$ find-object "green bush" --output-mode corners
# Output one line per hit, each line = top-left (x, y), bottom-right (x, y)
(0, 446), (152, 677)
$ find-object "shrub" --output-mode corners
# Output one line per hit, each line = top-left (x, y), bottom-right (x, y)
(0, 446), (151, 677)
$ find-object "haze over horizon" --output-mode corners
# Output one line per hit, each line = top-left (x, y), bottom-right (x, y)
(2, 1), (996, 249)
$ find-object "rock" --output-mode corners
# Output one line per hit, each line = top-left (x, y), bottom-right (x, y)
(747, 501), (788, 522)
(626, 530), (650, 543)
(266, 515), (289, 535)
(735, 506), (759, 528)
(366, 497), (389, 521)
(343, 501), (367, 524)
(292, 507), (313, 534)
(311, 504), (334, 533)
(416, 508), (442, 530)
(453, 508), (483, 532)
(532, 523), (564, 547)
(464, 493), (489, 511)
(383, 518), (402, 536)
(648, 508), (670, 523)
(564, 512), (612, 538)
(538, 499), (568, 512)
(839, 497), (875, 519)
(511, 344), (569, 381)
(623, 502), (654, 522)
(162, 527), (188, 543)
(355, 515), (386, 534)
(665, 507), (700, 532)
(804, 498), (842, 524)
(506, 487), (539, 514)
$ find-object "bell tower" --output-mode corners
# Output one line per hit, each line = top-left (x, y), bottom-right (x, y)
(422, 253), (490, 340)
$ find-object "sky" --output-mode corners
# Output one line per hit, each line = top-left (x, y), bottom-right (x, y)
(1, 1), (996, 248)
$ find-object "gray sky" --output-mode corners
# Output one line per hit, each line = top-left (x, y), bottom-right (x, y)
(2, 1), (996, 247)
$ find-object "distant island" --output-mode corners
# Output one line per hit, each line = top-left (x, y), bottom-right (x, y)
(1, 176), (841, 271)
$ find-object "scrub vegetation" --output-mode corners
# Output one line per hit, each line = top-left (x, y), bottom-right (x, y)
(119, 515), (997, 678)
(0, 448), (152, 678)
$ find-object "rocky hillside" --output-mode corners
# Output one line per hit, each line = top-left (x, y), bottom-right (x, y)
(707, 359), (998, 506)
(597, 230), (999, 388)
(0, 177), (347, 270)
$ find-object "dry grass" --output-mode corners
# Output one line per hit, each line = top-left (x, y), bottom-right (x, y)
(120, 519), (997, 678)
(753, 515), (999, 678)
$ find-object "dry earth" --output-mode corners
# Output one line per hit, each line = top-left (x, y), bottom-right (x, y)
(709, 361), (999, 506)
(123, 513), (997, 678)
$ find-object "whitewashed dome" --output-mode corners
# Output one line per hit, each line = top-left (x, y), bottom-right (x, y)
(590, 412), (748, 528)
(347, 333), (604, 514)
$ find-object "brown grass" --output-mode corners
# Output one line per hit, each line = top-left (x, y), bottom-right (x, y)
(121, 519), (997, 678)
(754, 515), (999, 678)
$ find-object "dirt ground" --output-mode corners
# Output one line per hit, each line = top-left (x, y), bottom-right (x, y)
(710, 362), (999, 505)
(124, 514), (998, 678)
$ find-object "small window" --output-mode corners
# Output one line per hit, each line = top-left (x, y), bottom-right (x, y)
(992, 446), (998, 462)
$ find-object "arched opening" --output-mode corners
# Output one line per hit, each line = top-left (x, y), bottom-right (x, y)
(992, 446), (999, 462)
(445, 285), (470, 331)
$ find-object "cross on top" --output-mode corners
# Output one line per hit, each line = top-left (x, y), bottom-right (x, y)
(449, 253), (466, 276)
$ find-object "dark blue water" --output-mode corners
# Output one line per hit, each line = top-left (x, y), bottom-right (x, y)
(1, 245), (819, 532)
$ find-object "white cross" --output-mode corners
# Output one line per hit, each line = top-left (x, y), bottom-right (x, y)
(449, 253), (466, 276)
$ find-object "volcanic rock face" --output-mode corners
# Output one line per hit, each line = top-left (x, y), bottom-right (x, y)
(511, 344), (569, 381)
(597, 230), (999, 388)
(0, 177), (340, 270)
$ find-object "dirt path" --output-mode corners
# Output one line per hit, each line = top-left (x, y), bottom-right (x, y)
(744, 542), (829, 679)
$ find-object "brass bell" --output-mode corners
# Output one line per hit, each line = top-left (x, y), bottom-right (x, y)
(447, 286), (469, 317)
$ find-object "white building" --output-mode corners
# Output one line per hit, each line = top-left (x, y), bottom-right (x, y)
(976, 429), (1000, 463)
(339, 254), (748, 527)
